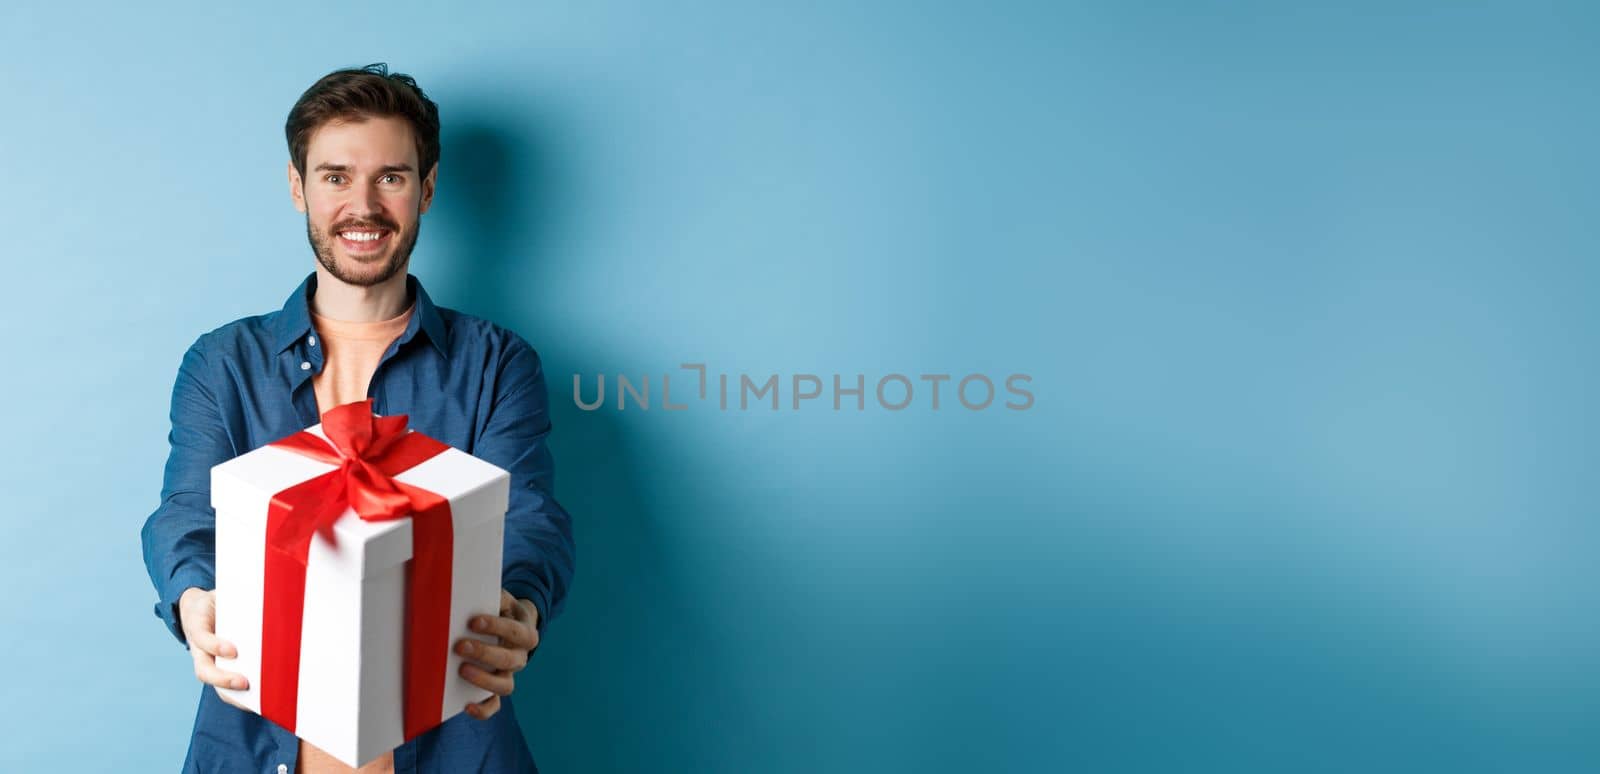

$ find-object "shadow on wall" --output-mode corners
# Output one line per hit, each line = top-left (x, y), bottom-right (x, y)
(429, 108), (735, 771)
(416, 106), (1514, 774)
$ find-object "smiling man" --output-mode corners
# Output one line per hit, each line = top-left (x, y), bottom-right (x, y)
(139, 64), (574, 773)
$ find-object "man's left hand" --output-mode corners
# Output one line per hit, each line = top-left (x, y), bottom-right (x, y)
(456, 589), (541, 720)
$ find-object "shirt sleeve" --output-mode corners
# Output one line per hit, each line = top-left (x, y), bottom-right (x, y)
(140, 336), (234, 649)
(474, 336), (576, 634)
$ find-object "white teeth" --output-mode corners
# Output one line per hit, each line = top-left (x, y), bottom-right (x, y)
(340, 231), (384, 242)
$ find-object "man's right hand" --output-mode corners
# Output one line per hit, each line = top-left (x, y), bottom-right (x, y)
(178, 587), (250, 705)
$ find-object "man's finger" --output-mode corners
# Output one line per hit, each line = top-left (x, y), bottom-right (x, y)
(186, 626), (223, 656)
(186, 629), (240, 659)
(459, 662), (514, 696)
(465, 693), (501, 720)
(197, 632), (240, 660)
(192, 650), (250, 690)
(455, 638), (527, 672)
(469, 614), (536, 651)
(509, 600), (541, 653)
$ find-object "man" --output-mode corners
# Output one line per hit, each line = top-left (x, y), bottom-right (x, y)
(139, 63), (575, 773)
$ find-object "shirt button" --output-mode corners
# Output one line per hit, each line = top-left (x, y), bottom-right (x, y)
(300, 361), (311, 371)
(277, 766), (288, 774)
(307, 334), (317, 347)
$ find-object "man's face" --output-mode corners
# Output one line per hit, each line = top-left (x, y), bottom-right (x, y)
(288, 115), (435, 287)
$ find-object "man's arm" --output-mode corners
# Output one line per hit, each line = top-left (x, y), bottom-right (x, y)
(473, 337), (575, 633)
(140, 337), (234, 649)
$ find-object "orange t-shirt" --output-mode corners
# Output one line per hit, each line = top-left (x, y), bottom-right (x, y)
(298, 301), (413, 774)
(310, 303), (415, 418)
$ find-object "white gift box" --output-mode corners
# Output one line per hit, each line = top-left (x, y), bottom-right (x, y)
(211, 419), (509, 768)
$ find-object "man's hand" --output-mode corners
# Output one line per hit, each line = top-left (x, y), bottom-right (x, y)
(455, 590), (540, 720)
(178, 587), (250, 709)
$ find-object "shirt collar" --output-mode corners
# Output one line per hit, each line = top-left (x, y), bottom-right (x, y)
(272, 271), (448, 357)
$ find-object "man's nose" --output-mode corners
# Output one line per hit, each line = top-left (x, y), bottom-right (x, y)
(353, 182), (384, 220)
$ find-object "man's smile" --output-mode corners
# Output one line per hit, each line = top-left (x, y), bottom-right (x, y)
(336, 227), (393, 253)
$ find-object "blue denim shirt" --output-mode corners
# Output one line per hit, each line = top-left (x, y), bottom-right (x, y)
(140, 272), (574, 773)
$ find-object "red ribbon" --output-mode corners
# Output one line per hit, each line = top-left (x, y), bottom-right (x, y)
(259, 398), (454, 741)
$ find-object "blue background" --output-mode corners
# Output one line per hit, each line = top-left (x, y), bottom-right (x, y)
(2, 2), (1596, 771)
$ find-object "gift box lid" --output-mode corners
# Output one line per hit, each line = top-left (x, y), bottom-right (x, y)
(210, 422), (510, 578)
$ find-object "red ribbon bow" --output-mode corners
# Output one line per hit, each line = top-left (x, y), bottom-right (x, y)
(267, 400), (446, 557)
(260, 399), (455, 741)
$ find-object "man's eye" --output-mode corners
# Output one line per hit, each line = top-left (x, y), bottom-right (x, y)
(325, 174), (345, 184)
(381, 174), (402, 184)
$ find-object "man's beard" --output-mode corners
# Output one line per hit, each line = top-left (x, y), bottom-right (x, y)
(306, 214), (420, 288)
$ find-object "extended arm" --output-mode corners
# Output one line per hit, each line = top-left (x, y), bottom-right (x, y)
(473, 337), (576, 633)
(140, 338), (235, 648)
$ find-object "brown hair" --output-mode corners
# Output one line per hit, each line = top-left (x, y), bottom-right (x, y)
(285, 63), (441, 179)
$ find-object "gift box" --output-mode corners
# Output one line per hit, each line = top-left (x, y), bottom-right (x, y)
(210, 399), (509, 768)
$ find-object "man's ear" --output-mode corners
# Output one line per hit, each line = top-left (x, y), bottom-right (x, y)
(418, 163), (437, 215)
(287, 161), (307, 214)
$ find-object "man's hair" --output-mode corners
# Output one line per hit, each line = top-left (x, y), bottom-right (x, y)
(285, 62), (441, 180)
